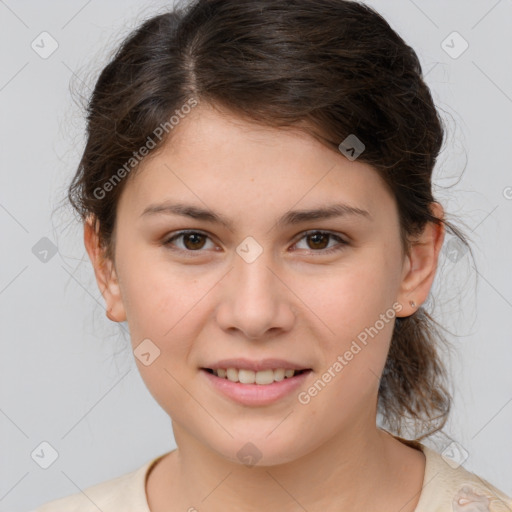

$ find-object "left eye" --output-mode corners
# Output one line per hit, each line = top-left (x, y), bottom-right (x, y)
(162, 230), (348, 255)
(293, 230), (348, 253)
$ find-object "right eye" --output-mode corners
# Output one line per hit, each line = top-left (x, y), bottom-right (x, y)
(162, 230), (217, 254)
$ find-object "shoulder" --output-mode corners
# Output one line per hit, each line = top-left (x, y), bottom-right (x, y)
(31, 454), (165, 512)
(417, 443), (512, 512)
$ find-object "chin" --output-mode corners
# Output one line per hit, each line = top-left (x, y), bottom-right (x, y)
(206, 433), (308, 468)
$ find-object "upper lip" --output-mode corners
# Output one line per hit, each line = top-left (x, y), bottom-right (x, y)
(202, 358), (312, 372)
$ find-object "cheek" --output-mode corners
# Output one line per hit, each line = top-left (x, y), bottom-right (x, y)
(116, 259), (205, 411)
(118, 248), (205, 337)
(304, 257), (398, 396)
(312, 256), (398, 339)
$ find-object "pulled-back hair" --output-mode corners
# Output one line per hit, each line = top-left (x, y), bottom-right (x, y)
(67, 0), (474, 440)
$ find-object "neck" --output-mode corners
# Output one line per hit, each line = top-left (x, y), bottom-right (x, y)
(147, 421), (425, 512)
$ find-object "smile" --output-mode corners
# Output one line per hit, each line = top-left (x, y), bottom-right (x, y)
(204, 367), (309, 384)
(200, 368), (312, 406)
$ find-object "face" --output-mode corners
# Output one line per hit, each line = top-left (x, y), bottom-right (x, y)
(85, 103), (443, 466)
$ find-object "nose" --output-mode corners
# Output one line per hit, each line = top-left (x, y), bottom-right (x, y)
(214, 245), (296, 340)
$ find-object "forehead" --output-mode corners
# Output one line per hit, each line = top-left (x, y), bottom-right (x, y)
(118, 104), (396, 226)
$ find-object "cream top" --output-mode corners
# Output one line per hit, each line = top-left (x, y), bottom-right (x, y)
(32, 437), (512, 511)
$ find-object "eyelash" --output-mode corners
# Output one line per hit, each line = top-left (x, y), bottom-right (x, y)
(162, 230), (348, 257)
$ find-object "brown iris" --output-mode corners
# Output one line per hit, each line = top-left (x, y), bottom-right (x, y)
(182, 233), (207, 250)
(305, 232), (330, 250)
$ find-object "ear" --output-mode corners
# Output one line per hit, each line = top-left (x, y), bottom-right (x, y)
(396, 202), (445, 317)
(84, 215), (127, 323)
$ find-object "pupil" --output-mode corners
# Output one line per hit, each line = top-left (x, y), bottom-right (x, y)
(309, 232), (328, 250)
(185, 233), (205, 250)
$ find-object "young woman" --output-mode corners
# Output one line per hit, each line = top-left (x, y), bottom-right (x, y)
(34, 0), (511, 510)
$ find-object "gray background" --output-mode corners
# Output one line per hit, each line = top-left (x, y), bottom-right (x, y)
(1, 0), (511, 510)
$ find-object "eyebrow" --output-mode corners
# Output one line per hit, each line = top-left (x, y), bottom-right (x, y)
(140, 201), (371, 230)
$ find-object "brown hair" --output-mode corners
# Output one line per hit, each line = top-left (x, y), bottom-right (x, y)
(66, 0), (475, 440)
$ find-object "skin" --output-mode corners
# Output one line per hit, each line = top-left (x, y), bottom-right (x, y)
(84, 102), (445, 511)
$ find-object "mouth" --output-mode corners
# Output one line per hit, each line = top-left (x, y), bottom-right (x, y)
(201, 367), (312, 385)
(200, 366), (313, 406)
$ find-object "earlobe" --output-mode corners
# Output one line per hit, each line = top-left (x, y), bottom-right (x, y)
(99, 258), (127, 323)
(396, 202), (445, 317)
(83, 216), (127, 323)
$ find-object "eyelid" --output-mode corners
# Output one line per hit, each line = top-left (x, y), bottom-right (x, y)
(293, 229), (348, 244)
(162, 229), (349, 256)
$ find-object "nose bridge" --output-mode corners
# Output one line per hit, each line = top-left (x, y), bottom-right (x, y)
(216, 235), (294, 338)
(233, 234), (279, 302)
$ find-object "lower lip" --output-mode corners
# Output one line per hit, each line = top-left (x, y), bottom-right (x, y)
(200, 369), (312, 406)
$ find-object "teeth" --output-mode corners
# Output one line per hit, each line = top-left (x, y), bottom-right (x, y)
(226, 368), (239, 382)
(212, 367), (303, 384)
